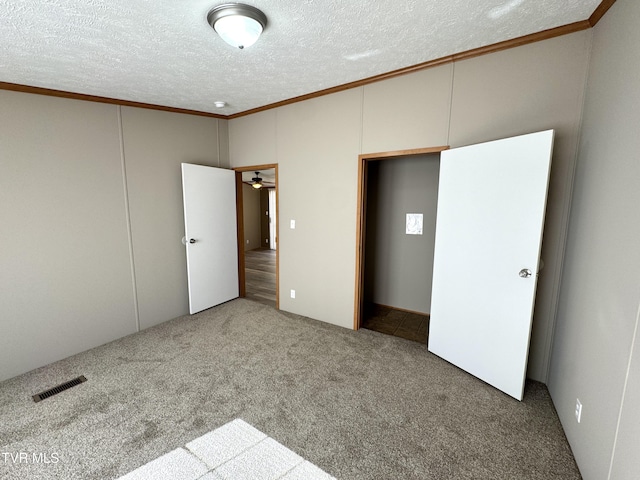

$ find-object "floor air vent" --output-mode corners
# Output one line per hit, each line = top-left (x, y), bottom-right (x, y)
(32, 375), (87, 403)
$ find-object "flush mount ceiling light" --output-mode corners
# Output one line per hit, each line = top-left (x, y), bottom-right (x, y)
(251, 171), (263, 189)
(207, 3), (267, 49)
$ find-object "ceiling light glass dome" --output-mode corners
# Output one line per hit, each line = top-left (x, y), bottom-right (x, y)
(208, 4), (267, 49)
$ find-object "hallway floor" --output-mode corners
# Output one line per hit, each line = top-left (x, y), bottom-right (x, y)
(245, 248), (276, 308)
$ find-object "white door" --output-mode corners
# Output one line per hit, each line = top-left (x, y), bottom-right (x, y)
(181, 163), (239, 314)
(268, 188), (277, 250)
(428, 130), (554, 400)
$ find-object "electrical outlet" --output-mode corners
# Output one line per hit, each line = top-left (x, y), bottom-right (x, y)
(575, 399), (582, 423)
(246, 240), (249, 244)
(290, 289), (296, 299)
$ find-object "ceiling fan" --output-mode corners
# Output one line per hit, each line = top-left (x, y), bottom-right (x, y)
(251, 172), (263, 189)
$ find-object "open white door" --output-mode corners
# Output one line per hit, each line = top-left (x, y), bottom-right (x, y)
(182, 163), (239, 314)
(428, 130), (554, 400)
(268, 188), (277, 250)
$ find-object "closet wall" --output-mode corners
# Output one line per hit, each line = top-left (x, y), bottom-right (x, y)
(364, 155), (440, 314)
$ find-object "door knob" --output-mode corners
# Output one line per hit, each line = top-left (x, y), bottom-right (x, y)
(189, 238), (197, 244)
(519, 268), (532, 278)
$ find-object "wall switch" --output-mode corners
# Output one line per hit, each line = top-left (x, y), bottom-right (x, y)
(246, 240), (249, 244)
(265, 239), (269, 244)
(406, 213), (424, 235)
(290, 289), (296, 299)
(290, 219), (296, 229)
(575, 399), (582, 423)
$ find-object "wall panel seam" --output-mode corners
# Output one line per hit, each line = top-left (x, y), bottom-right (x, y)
(117, 106), (141, 332)
(545, 30), (595, 384)
(607, 296), (640, 479)
(358, 87), (364, 155)
(446, 62), (455, 146)
(216, 120), (221, 168)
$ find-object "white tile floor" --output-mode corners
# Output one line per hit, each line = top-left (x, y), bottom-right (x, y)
(117, 419), (336, 480)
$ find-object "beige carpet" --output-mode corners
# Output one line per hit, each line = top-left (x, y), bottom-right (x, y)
(0, 299), (581, 479)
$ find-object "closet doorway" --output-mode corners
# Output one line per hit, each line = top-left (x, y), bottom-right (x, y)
(235, 164), (278, 309)
(355, 132), (554, 400)
(354, 147), (448, 342)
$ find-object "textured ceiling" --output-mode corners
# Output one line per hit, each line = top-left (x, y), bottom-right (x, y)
(0, 1), (601, 116)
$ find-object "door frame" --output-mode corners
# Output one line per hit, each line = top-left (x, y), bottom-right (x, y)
(353, 146), (449, 330)
(234, 163), (279, 309)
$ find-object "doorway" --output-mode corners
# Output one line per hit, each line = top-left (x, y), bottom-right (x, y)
(355, 132), (553, 400)
(234, 164), (279, 309)
(355, 147), (447, 343)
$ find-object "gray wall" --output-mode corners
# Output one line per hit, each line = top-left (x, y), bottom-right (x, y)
(242, 184), (262, 251)
(229, 30), (592, 382)
(364, 155), (440, 313)
(121, 107), (226, 329)
(548, 1), (640, 479)
(0, 93), (224, 381)
(0, 94), (136, 382)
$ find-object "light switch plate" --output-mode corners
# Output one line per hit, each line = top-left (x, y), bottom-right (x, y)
(406, 213), (423, 235)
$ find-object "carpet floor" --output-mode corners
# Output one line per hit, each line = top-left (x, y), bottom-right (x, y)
(0, 299), (581, 479)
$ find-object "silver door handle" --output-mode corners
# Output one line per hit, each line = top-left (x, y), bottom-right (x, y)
(519, 269), (532, 278)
